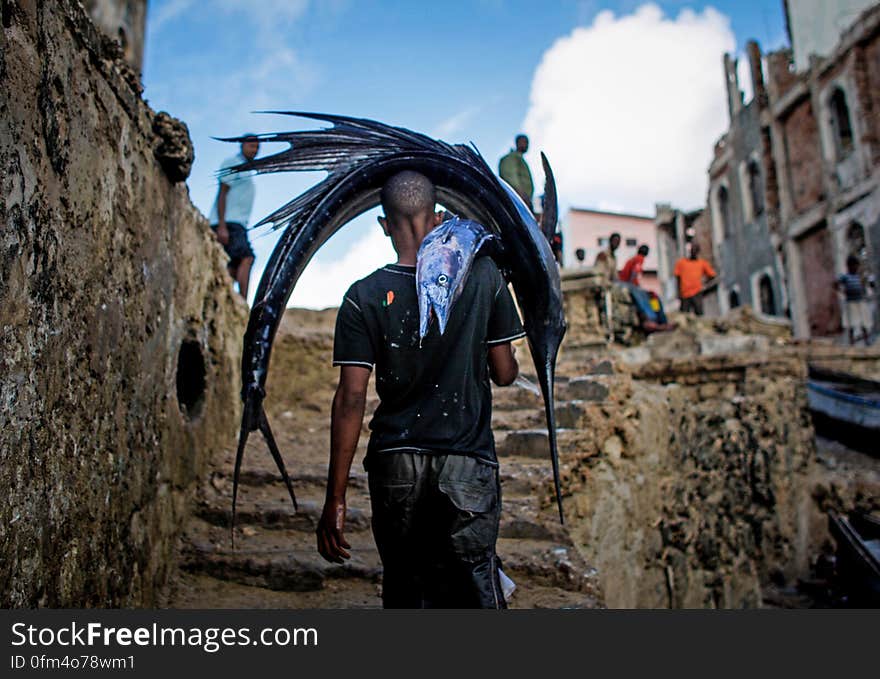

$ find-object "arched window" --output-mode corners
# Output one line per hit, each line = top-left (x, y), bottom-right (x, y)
(729, 289), (740, 309)
(747, 160), (764, 217)
(847, 222), (867, 260)
(759, 274), (776, 316)
(829, 88), (854, 158)
(718, 185), (732, 238)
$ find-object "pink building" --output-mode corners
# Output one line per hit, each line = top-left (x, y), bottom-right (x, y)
(563, 207), (661, 296)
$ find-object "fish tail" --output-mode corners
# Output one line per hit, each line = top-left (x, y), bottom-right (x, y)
(231, 400), (253, 548)
(539, 360), (564, 524)
(258, 407), (298, 511)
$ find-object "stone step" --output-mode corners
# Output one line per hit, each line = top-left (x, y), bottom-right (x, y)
(508, 584), (603, 609)
(199, 481), (562, 543)
(167, 572), (383, 609)
(210, 438), (368, 483)
(559, 376), (612, 402)
(194, 484), (372, 533)
(207, 468), (367, 493)
(180, 519), (381, 593)
(169, 569), (601, 610)
(496, 428), (592, 459)
(497, 538), (599, 596)
(499, 456), (555, 498)
(492, 408), (547, 431)
(491, 385), (544, 411)
(492, 399), (601, 431)
(499, 498), (568, 542)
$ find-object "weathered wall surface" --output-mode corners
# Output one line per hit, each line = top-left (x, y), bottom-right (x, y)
(0, 0), (246, 606)
(556, 352), (821, 608)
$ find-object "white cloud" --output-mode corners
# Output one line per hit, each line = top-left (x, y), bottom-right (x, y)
(523, 3), (736, 213)
(432, 106), (481, 140)
(288, 224), (397, 309)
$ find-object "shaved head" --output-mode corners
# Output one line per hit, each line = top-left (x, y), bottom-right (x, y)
(381, 171), (436, 224)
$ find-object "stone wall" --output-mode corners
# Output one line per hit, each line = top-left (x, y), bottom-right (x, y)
(557, 352), (821, 608)
(0, 0), (246, 606)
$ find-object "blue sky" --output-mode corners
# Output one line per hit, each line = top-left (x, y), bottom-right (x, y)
(143, 0), (788, 308)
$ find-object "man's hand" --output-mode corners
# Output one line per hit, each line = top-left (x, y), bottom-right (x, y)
(318, 365), (369, 562)
(316, 497), (351, 563)
(215, 221), (230, 246)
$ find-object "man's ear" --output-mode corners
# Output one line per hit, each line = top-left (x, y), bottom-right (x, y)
(377, 216), (389, 236)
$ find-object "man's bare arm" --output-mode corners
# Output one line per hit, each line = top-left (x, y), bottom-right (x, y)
(489, 343), (519, 386)
(215, 183), (230, 245)
(316, 365), (371, 563)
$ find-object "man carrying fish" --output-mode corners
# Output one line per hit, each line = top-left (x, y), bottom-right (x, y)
(316, 170), (527, 608)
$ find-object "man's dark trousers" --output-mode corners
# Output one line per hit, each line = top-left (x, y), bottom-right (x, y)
(367, 451), (506, 609)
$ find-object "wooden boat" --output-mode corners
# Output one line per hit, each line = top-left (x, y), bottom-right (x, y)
(827, 511), (880, 606)
(807, 366), (880, 431)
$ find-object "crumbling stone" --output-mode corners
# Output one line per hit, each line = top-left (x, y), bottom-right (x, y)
(153, 111), (195, 183)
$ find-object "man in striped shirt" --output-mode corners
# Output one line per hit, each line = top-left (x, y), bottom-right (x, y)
(837, 255), (873, 345)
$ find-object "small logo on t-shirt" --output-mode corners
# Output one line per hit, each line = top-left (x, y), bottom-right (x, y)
(382, 290), (395, 307)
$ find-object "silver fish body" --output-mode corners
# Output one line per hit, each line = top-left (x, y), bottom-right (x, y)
(416, 217), (495, 338)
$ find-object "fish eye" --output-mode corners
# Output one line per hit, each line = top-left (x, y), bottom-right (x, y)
(437, 274), (448, 285)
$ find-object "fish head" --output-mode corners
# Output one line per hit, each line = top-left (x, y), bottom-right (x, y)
(416, 218), (491, 338)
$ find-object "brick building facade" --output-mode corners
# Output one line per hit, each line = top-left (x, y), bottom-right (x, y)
(657, 2), (880, 338)
(769, 2), (880, 338)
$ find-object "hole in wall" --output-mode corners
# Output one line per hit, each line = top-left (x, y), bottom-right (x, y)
(2, 1), (13, 29)
(176, 339), (206, 419)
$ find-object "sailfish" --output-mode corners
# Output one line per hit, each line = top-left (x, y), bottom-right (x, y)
(222, 112), (567, 537)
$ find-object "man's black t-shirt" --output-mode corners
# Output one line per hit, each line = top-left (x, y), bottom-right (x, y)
(333, 257), (526, 462)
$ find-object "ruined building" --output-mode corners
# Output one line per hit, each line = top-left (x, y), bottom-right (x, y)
(708, 45), (787, 319)
(770, 1), (880, 338)
(657, 2), (880, 339)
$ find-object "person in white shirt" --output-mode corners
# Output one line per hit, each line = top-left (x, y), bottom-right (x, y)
(210, 135), (259, 298)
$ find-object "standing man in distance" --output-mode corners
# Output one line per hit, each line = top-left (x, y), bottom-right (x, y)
(210, 135), (260, 299)
(594, 232), (621, 281)
(499, 134), (534, 210)
(836, 255), (873, 345)
(316, 170), (525, 608)
(674, 242), (717, 316)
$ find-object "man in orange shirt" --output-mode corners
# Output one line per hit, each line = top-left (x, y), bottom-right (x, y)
(673, 243), (716, 315)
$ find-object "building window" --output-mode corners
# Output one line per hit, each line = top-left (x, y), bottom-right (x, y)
(846, 221), (873, 283)
(625, 238), (637, 247)
(829, 87), (854, 159)
(729, 289), (740, 309)
(758, 274), (776, 316)
(597, 237), (608, 247)
(718, 185), (732, 238)
(847, 221), (867, 260)
(747, 160), (764, 217)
